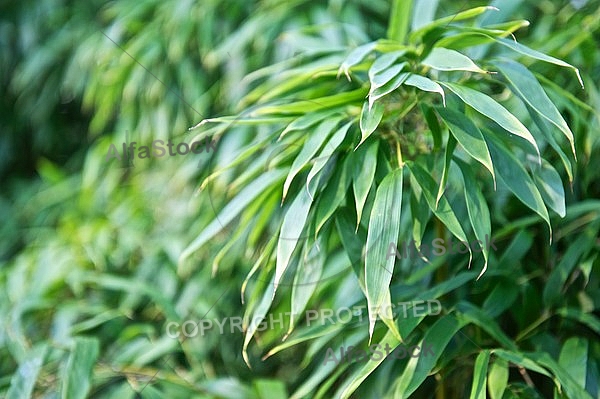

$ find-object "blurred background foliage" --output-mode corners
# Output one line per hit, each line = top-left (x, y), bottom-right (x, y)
(0, 0), (599, 398)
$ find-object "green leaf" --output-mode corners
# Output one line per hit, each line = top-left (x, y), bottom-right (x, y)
(410, 6), (498, 41)
(243, 278), (276, 367)
(436, 133), (457, 208)
(359, 101), (384, 146)
(314, 155), (353, 235)
(441, 82), (541, 161)
(394, 314), (467, 397)
(404, 74), (446, 105)
(558, 337), (588, 388)
(368, 50), (406, 83)
(369, 71), (410, 106)
(406, 161), (472, 265)
(422, 47), (487, 73)
(370, 63), (407, 93)
(275, 185), (314, 293)
(353, 140), (379, 228)
(488, 357), (509, 399)
(339, 330), (402, 399)
(339, 42), (377, 81)
(493, 59), (576, 157)
(543, 232), (593, 306)
(532, 160), (566, 217)
(557, 308), (600, 335)
(6, 344), (48, 399)
(288, 237), (326, 335)
(307, 121), (352, 192)
(470, 350), (490, 399)
(179, 169), (287, 272)
(420, 103), (442, 150)
(487, 136), (551, 241)
(495, 37), (584, 88)
(365, 169), (403, 340)
(492, 350), (551, 378)
(61, 337), (100, 399)
(284, 117), (343, 200)
(455, 158), (492, 279)
(436, 106), (495, 184)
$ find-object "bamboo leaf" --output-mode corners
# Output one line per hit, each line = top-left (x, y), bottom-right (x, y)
(470, 350), (490, 399)
(404, 74), (446, 105)
(422, 47), (488, 73)
(359, 101), (384, 146)
(283, 117), (342, 200)
(339, 42), (377, 81)
(488, 357), (509, 399)
(436, 106), (495, 184)
(532, 160), (566, 217)
(275, 185), (314, 293)
(61, 337), (99, 399)
(441, 82), (541, 162)
(179, 169), (287, 272)
(353, 140), (379, 228)
(365, 169), (403, 340)
(494, 59), (576, 157)
(455, 158), (492, 279)
(486, 136), (551, 241)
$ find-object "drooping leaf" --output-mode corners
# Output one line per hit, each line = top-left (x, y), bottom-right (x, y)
(353, 140), (379, 228)
(179, 169), (287, 272)
(494, 58), (576, 157)
(359, 101), (384, 146)
(436, 106), (495, 184)
(406, 161), (472, 266)
(455, 158), (492, 278)
(339, 42), (378, 81)
(532, 160), (566, 217)
(494, 37), (584, 88)
(275, 184), (315, 293)
(404, 74), (446, 105)
(441, 82), (541, 161)
(487, 135), (551, 240)
(365, 169), (403, 340)
(422, 47), (488, 73)
(283, 116), (343, 199)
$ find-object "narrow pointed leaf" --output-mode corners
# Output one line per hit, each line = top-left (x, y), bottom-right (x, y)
(494, 59), (576, 156)
(339, 42), (377, 80)
(441, 82), (541, 161)
(365, 169), (403, 340)
(307, 120), (352, 192)
(455, 158), (492, 279)
(470, 350), (490, 399)
(495, 37), (584, 88)
(275, 186), (314, 293)
(369, 71), (410, 106)
(404, 74), (446, 105)
(179, 169), (287, 271)
(436, 134), (457, 207)
(532, 160), (566, 217)
(436, 106), (495, 184)
(487, 136), (551, 240)
(359, 101), (384, 146)
(353, 140), (379, 228)
(406, 161), (471, 265)
(422, 47), (487, 73)
(61, 337), (99, 399)
(283, 117), (342, 200)
(488, 357), (508, 399)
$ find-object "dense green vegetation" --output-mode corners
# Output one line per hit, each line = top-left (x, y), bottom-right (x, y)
(1, 1), (599, 398)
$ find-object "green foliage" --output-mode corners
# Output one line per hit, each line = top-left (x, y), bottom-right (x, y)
(1, 0), (599, 398)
